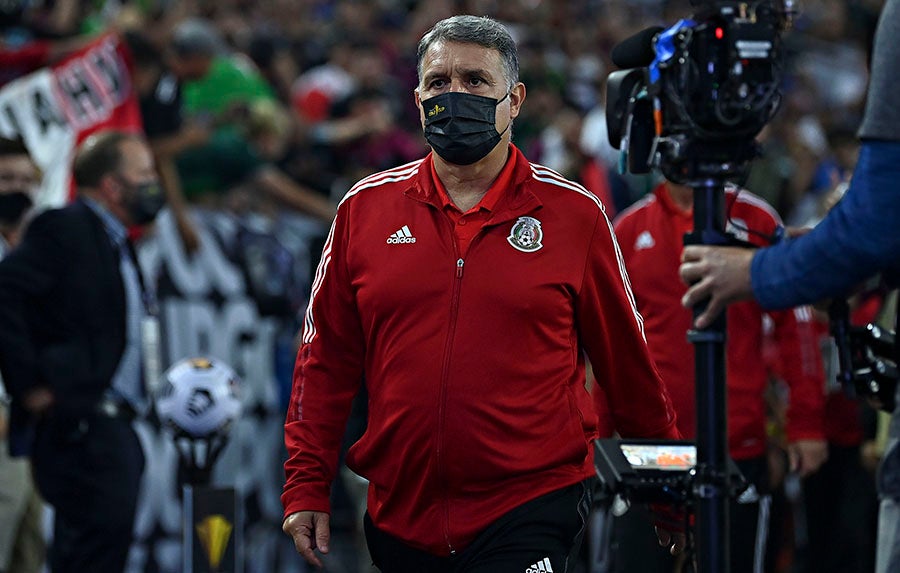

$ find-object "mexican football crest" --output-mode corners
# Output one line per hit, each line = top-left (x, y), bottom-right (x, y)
(507, 216), (543, 252)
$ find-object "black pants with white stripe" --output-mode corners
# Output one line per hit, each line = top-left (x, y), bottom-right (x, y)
(364, 480), (591, 573)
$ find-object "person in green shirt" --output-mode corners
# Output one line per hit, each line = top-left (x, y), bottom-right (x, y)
(164, 19), (333, 222)
(168, 18), (276, 122)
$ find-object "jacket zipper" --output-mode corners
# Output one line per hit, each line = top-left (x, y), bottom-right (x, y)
(437, 243), (464, 555)
(436, 221), (491, 555)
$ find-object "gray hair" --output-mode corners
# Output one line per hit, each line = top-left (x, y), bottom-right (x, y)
(416, 15), (519, 91)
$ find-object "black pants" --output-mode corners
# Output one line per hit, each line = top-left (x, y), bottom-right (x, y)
(365, 480), (591, 573)
(32, 411), (144, 573)
(609, 456), (770, 573)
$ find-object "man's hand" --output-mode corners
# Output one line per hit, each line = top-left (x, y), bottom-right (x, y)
(788, 439), (828, 477)
(655, 526), (687, 556)
(0, 406), (8, 440)
(23, 388), (54, 415)
(650, 503), (687, 555)
(679, 246), (756, 328)
(283, 511), (330, 568)
(861, 439), (883, 473)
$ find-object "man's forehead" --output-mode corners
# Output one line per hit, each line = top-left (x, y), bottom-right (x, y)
(422, 40), (503, 72)
(119, 139), (156, 173)
(119, 138), (151, 160)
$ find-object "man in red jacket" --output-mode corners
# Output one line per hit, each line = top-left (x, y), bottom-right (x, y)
(282, 15), (680, 573)
(612, 179), (828, 572)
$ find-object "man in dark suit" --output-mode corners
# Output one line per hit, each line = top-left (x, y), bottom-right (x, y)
(0, 131), (165, 572)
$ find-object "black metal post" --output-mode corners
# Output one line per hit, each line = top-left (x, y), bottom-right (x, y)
(685, 180), (731, 573)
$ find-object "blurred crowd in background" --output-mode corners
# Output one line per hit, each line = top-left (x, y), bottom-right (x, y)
(0, 0), (889, 572)
(2, 0), (882, 223)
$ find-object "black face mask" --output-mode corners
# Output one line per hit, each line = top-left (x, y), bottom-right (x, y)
(0, 191), (32, 226)
(121, 178), (166, 225)
(422, 91), (510, 165)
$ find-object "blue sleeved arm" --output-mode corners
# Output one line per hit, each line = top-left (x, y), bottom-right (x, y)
(750, 140), (900, 310)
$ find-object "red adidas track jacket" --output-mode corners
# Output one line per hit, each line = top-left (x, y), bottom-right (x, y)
(613, 184), (825, 460)
(282, 145), (678, 555)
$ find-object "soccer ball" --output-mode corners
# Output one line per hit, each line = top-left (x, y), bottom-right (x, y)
(155, 357), (242, 438)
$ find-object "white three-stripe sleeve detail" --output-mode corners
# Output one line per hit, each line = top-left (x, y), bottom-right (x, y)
(732, 189), (784, 225)
(530, 165), (646, 340)
(302, 163), (421, 345)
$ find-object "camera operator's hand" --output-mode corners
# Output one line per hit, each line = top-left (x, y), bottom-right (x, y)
(679, 246), (756, 328)
(788, 439), (828, 477)
(283, 511), (330, 568)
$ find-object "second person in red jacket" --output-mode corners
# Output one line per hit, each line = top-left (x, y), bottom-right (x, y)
(611, 179), (828, 573)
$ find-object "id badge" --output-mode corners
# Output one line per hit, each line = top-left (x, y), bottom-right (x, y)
(142, 316), (162, 397)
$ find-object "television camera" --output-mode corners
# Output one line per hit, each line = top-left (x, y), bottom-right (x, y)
(606, 0), (793, 182)
(594, 3), (795, 572)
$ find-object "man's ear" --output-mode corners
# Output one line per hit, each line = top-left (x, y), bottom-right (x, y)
(97, 172), (122, 203)
(414, 88), (425, 127)
(508, 82), (526, 120)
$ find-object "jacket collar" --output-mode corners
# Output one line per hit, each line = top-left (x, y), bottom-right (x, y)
(81, 196), (128, 247)
(654, 182), (692, 221)
(405, 144), (542, 226)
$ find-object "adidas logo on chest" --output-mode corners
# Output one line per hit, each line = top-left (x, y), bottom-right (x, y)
(387, 225), (416, 244)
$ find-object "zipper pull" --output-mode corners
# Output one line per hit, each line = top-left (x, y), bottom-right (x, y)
(456, 258), (464, 278)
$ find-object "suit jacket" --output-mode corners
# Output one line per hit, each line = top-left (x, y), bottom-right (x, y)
(0, 199), (127, 454)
